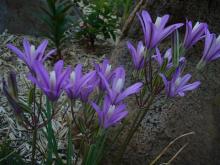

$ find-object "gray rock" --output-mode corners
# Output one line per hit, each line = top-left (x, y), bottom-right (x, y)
(0, 0), (44, 35)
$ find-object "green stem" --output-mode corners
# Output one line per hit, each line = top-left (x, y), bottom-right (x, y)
(116, 96), (154, 163)
(31, 85), (37, 165)
(46, 97), (53, 165)
(31, 125), (37, 165)
(67, 120), (73, 165)
(84, 129), (107, 165)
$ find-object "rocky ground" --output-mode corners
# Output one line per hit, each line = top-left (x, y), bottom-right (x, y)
(0, 30), (112, 164)
(110, 39), (220, 165)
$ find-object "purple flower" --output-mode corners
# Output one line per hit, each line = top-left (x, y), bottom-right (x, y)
(65, 64), (96, 101)
(127, 41), (145, 70)
(138, 10), (183, 49)
(98, 67), (142, 104)
(160, 68), (200, 97)
(7, 38), (56, 72)
(28, 60), (71, 101)
(95, 59), (114, 90)
(197, 29), (220, 69)
(91, 96), (128, 128)
(152, 48), (185, 69)
(183, 21), (207, 50)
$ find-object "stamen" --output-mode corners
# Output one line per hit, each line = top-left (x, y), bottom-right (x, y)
(49, 71), (56, 88)
(115, 78), (123, 93)
(107, 105), (116, 117)
(70, 71), (76, 84)
(155, 17), (162, 28)
(30, 45), (36, 55)
(105, 64), (112, 75)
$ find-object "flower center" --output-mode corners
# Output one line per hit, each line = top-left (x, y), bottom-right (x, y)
(155, 17), (162, 28)
(107, 105), (116, 117)
(175, 77), (182, 86)
(139, 45), (145, 58)
(192, 22), (200, 32)
(105, 64), (111, 75)
(70, 71), (76, 84)
(115, 78), (123, 93)
(30, 45), (36, 56)
(216, 35), (220, 44)
(49, 71), (56, 88)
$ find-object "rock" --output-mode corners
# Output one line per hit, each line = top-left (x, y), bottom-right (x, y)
(127, 0), (220, 38)
(0, 0), (44, 35)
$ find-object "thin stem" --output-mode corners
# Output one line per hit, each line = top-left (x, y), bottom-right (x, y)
(149, 56), (153, 91)
(46, 97), (53, 165)
(31, 85), (37, 165)
(70, 100), (80, 130)
(67, 118), (73, 165)
(31, 125), (37, 165)
(116, 96), (154, 163)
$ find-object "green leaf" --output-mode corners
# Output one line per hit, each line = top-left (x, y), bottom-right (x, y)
(77, 116), (87, 133)
(172, 30), (180, 67)
(67, 122), (73, 165)
(28, 87), (35, 107)
(160, 58), (169, 72)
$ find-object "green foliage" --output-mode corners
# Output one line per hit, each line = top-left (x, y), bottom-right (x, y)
(75, 0), (119, 47)
(112, 0), (134, 23)
(40, 0), (73, 59)
(83, 130), (107, 165)
(0, 140), (25, 164)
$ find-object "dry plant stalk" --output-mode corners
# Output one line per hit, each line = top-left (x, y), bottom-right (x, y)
(118, 0), (146, 42)
(150, 131), (195, 165)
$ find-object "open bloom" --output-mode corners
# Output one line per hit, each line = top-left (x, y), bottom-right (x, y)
(65, 64), (96, 101)
(95, 59), (114, 90)
(28, 60), (71, 101)
(183, 21), (207, 50)
(98, 67), (142, 104)
(91, 96), (128, 128)
(197, 29), (220, 69)
(152, 48), (185, 69)
(160, 67), (200, 97)
(7, 38), (56, 72)
(138, 10), (183, 49)
(127, 41), (145, 70)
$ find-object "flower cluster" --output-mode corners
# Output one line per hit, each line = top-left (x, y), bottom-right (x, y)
(127, 10), (220, 98)
(92, 61), (142, 128)
(5, 9), (220, 164)
(8, 40), (142, 129)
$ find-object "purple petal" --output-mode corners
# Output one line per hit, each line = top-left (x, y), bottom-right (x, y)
(23, 38), (31, 58)
(75, 64), (83, 81)
(116, 82), (143, 103)
(178, 81), (201, 92)
(157, 14), (169, 29)
(33, 61), (49, 89)
(54, 60), (64, 74)
(35, 40), (48, 60)
(177, 74), (192, 88)
(43, 49), (56, 61)
(7, 44), (24, 61)
(127, 41), (138, 68)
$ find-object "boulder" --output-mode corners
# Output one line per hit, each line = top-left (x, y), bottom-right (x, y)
(0, 0), (44, 35)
